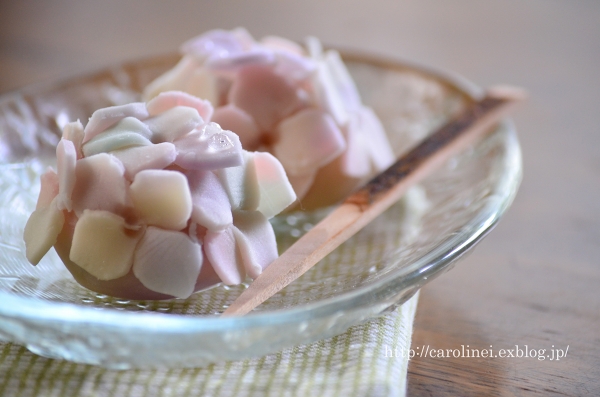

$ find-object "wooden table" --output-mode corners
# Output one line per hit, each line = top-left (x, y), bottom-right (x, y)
(1, 1), (598, 395)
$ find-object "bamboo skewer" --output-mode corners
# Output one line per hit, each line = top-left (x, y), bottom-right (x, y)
(223, 85), (525, 316)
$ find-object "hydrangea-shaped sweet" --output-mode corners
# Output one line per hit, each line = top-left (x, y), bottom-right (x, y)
(23, 91), (296, 300)
(143, 29), (395, 209)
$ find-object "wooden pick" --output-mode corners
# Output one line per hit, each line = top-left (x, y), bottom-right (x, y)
(222, 85), (525, 316)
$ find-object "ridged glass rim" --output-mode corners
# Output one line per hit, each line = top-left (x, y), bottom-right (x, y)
(0, 50), (522, 336)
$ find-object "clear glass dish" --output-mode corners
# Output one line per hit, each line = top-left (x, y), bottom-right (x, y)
(0, 51), (521, 369)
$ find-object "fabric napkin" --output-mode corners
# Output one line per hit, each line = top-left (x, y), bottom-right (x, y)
(0, 293), (418, 397)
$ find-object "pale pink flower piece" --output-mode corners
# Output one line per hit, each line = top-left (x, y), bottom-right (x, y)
(253, 152), (297, 219)
(173, 123), (243, 170)
(56, 138), (77, 211)
(83, 102), (148, 144)
(274, 108), (346, 176)
(111, 142), (177, 181)
(71, 153), (131, 217)
(211, 104), (261, 150)
(204, 226), (245, 285)
(186, 169), (233, 232)
(36, 168), (59, 210)
(228, 64), (308, 131)
(62, 120), (84, 159)
(145, 106), (203, 143)
(180, 28), (254, 61)
(232, 210), (278, 279)
(133, 227), (203, 298)
(146, 91), (214, 121)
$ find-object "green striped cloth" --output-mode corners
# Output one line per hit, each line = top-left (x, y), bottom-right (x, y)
(0, 293), (418, 397)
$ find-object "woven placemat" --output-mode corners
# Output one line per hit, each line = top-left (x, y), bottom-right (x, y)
(0, 292), (418, 397)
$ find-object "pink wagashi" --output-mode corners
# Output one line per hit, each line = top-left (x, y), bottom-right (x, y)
(24, 91), (296, 299)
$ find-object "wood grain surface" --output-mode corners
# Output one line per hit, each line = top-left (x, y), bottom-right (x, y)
(1, 1), (598, 395)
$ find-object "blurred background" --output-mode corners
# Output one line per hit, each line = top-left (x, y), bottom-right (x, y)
(1, 1), (598, 394)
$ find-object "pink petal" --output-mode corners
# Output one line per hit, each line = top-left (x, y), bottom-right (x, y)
(24, 198), (65, 265)
(56, 138), (77, 211)
(133, 227), (203, 298)
(194, 253), (222, 292)
(83, 102), (148, 144)
(228, 64), (308, 131)
(36, 168), (59, 210)
(62, 120), (84, 159)
(186, 169), (232, 231)
(211, 104), (261, 150)
(273, 108), (346, 176)
(261, 36), (305, 56)
(206, 48), (275, 76)
(203, 226), (244, 285)
(71, 153), (131, 217)
(146, 91), (214, 121)
(180, 28), (254, 60)
(232, 210), (278, 279)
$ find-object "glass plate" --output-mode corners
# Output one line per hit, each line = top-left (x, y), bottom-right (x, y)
(0, 51), (521, 369)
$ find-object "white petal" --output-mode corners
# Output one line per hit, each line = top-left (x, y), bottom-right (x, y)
(111, 142), (177, 180)
(305, 36), (323, 59)
(203, 227), (244, 285)
(339, 113), (372, 178)
(261, 36), (305, 56)
(145, 106), (203, 143)
(324, 50), (362, 112)
(185, 68), (221, 105)
(312, 60), (349, 126)
(83, 102), (148, 143)
(254, 152), (297, 219)
(174, 123), (243, 170)
(130, 169), (192, 230)
(142, 56), (201, 101)
(82, 117), (153, 157)
(358, 106), (396, 171)
(216, 150), (260, 211)
(180, 28), (250, 60)
(272, 50), (317, 83)
(232, 210), (278, 279)
(133, 227), (202, 298)
(69, 210), (142, 280)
